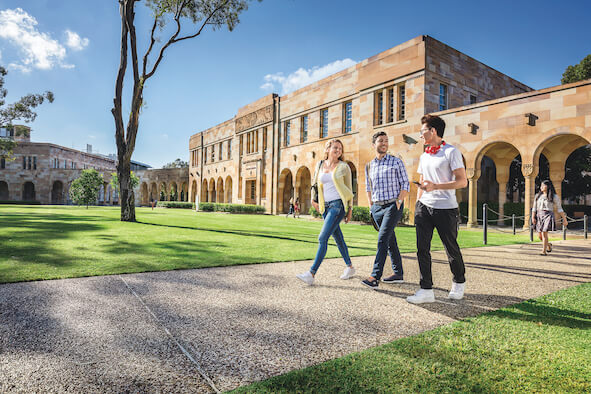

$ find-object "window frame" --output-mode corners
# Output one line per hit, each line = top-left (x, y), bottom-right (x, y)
(320, 108), (329, 138)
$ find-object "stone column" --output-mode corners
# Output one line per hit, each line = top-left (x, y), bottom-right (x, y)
(496, 168), (510, 226)
(466, 167), (480, 228)
(549, 165), (565, 228)
(522, 163), (538, 229)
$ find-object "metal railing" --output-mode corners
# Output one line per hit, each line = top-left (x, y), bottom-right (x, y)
(475, 203), (588, 244)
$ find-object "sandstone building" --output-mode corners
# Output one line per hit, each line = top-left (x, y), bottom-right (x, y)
(189, 35), (590, 226)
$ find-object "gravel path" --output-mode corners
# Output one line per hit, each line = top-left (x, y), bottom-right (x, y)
(1, 240), (589, 392)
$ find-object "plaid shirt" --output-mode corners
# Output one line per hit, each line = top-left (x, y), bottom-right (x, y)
(365, 154), (410, 202)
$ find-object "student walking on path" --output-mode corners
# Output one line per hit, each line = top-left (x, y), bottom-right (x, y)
(407, 114), (468, 304)
(296, 139), (355, 285)
(361, 131), (410, 289)
(532, 180), (567, 256)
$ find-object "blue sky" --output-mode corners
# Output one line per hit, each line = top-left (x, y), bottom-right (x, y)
(0, 0), (589, 168)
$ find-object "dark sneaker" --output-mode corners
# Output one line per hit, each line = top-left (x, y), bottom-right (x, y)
(382, 274), (404, 283)
(361, 278), (379, 289)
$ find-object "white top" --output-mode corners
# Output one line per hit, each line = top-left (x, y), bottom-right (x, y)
(532, 194), (563, 213)
(320, 171), (340, 202)
(418, 143), (464, 209)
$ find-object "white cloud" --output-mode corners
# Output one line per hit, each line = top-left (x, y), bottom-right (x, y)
(0, 8), (88, 72)
(261, 58), (357, 95)
(65, 30), (89, 51)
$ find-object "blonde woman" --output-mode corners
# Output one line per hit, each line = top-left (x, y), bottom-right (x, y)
(296, 139), (355, 285)
(532, 180), (567, 256)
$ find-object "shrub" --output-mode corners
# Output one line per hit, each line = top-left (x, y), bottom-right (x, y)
(0, 200), (41, 205)
(157, 201), (195, 209)
(309, 206), (321, 218)
(352, 206), (371, 223)
(198, 202), (265, 214)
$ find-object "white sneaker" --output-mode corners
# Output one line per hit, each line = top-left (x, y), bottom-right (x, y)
(406, 289), (435, 304)
(448, 282), (465, 300)
(340, 266), (356, 280)
(296, 271), (314, 285)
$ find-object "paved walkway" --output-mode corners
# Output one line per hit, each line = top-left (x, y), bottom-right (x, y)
(1, 240), (590, 392)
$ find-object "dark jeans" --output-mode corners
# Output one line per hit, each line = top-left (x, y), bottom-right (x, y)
(415, 201), (465, 289)
(370, 201), (404, 280)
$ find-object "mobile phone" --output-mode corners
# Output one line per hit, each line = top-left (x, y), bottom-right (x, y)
(412, 181), (421, 185)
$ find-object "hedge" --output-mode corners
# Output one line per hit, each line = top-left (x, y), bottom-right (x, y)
(198, 202), (265, 214)
(157, 201), (195, 209)
(0, 200), (41, 205)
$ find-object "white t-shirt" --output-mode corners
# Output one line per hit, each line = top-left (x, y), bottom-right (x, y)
(320, 171), (340, 202)
(418, 143), (464, 209)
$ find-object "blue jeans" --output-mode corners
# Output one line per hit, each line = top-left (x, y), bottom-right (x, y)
(370, 201), (404, 280)
(309, 199), (352, 274)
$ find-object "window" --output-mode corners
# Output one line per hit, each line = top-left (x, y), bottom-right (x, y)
(387, 88), (394, 123)
(320, 109), (328, 138)
(34, 157), (37, 170)
(263, 127), (268, 150)
(284, 121), (290, 146)
(374, 91), (383, 125)
(64, 160), (67, 169)
(23, 156), (26, 169)
(398, 84), (406, 120)
(211, 145), (215, 162)
(219, 142), (223, 160)
(470, 94), (477, 105)
(250, 181), (255, 200)
(439, 84), (448, 111)
(239, 135), (243, 156)
(228, 140), (232, 159)
(204, 147), (208, 164)
(1, 157), (5, 169)
(301, 115), (308, 142)
(343, 101), (352, 133)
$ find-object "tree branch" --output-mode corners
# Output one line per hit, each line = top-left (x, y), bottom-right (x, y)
(173, 0), (230, 43)
(112, 0), (130, 157)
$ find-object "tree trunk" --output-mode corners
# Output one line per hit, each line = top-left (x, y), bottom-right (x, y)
(118, 160), (136, 221)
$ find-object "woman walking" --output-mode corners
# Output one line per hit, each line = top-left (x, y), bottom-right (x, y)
(532, 180), (567, 255)
(296, 139), (355, 285)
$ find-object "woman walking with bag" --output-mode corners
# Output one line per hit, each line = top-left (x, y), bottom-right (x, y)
(296, 139), (355, 285)
(532, 180), (567, 256)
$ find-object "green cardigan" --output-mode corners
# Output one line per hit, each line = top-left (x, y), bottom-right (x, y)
(312, 160), (354, 214)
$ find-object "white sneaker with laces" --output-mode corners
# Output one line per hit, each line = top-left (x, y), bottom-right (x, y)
(448, 282), (465, 300)
(340, 266), (356, 280)
(296, 271), (314, 285)
(406, 289), (435, 304)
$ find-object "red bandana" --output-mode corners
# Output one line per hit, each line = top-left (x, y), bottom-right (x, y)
(426, 141), (445, 155)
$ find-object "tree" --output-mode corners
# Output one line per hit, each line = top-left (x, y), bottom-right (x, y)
(69, 169), (104, 208)
(110, 171), (140, 192)
(561, 55), (591, 84)
(0, 66), (54, 158)
(563, 145), (591, 203)
(112, 0), (259, 222)
(163, 158), (188, 168)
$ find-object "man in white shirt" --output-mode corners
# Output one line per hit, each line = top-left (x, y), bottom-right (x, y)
(407, 114), (468, 304)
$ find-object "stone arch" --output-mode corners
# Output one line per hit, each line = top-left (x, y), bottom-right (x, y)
(201, 179), (209, 202)
(181, 182), (188, 202)
(140, 182), (149, 205)
(159, 182), (167, 201)
(278, 168), (293, 214)
(150, 182), (157, 202)
(225, 176), (232, 203)
(217, 177), (224, 203)
(0, 181), (8, 200)
(209, 178), (216, 203)
(51, 180), (64, 204)
(23, 181), (35, 201)
(169, 182), (178, 201)
(295, 166), (312, 214)
(345, 161), (358, 206)
(564, 144), (591, 204)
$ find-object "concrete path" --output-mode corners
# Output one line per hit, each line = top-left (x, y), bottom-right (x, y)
(1, 240), (590, 393)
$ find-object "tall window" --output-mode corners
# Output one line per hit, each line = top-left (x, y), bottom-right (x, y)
(211, 145), (215, 162)
(439, 84), (448, 111)
(284, 121), (291, 146)
(398, 84), (406, 120)
(227, 140), (232, 159)
(204, 147), (208, 163)
(263, 127), (268, 151)
(301, 115), (308, 142)
(219, 142), (223, 159)
(1, 157), (5, 169)
(239, 135), (243, 156)
(387, 88), (394, 123)
(343, 101), (352, 133)
(374, 91), (383, 125)
(23, 156), (26, 169)
(250, 181), (255, 200)
(320, 109), (328, 138)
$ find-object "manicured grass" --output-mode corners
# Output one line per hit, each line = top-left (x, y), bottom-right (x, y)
(0, 205), (531, 284)
(233, 283), (591, 393)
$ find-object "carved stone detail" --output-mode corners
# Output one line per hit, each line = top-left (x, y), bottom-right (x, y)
(466, 168), (475, 178)
(235, 105), (273, 133)
(522, 164), (534, 176)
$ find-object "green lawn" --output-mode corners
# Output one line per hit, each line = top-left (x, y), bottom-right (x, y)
(0, 205), (531, 284)
(233, 282), (591, 393)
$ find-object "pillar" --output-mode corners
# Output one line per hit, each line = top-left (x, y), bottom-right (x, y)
(549, 165), (565, 228)
(466, 167), (480, 228)
(496, 167), (510, 226)
(522, 163), (539, 229)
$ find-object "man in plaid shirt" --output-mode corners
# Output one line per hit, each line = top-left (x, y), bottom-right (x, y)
(361, 131), (410, 289)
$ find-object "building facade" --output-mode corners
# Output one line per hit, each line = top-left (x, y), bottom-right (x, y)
(189, 35), (591, 227)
